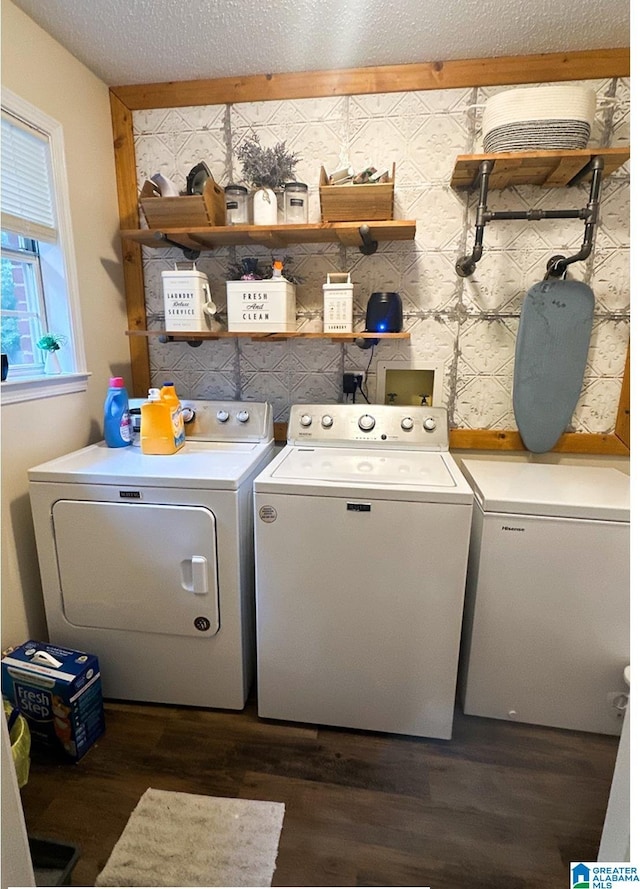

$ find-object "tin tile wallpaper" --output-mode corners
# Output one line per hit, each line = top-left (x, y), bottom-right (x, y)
(133, 77), (629, 432)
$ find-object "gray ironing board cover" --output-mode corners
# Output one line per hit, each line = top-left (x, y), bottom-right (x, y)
(513, 279), (594, 453)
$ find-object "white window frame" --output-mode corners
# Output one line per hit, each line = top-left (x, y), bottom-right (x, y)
(1, 88), (89, 405)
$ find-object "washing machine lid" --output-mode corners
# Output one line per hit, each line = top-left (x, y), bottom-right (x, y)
(254, 445), (473, 503)
(460, 459), (629, 521)
(28, 439), (274, 490)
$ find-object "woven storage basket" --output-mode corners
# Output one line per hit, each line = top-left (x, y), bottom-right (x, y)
(481, 85), (596, 152)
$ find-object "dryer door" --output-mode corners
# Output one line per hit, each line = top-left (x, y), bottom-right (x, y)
(52, 500), (219, 637)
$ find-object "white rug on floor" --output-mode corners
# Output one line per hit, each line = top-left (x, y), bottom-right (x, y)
(95, 788), (285, 887)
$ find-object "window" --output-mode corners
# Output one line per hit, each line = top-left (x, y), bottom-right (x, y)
(1, 89), (88, 402)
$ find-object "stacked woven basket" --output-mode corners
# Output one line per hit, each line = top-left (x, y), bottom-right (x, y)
(481, 85), (597, 153)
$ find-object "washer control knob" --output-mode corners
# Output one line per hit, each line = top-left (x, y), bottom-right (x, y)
(321, 415), (334, 428)
(358, 414), (376, 431)
(216, 410), (230, 422)
(423, 416), (436, 431)
(300, 414), (313, 427)
(401, 417), (414, 431)
(236, 410), (250, 423)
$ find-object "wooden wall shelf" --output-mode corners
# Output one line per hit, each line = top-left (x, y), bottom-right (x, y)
(120, 220), (416, 252)
(127, 330), (409, 343)
(451, 147), (630, 190)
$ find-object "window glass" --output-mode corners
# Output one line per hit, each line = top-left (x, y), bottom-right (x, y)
(1, 232), (47, 376)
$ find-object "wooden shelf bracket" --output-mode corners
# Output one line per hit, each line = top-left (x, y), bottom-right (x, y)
(154, 231), (202, 260)
(358, 224), (379, 255)
(455, 154), (606, 278)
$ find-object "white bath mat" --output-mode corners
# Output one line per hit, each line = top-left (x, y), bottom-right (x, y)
(95, 788), (285, 887)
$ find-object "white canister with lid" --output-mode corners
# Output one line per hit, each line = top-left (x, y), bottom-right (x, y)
(284, 182), (309, 224)
(225, 185), (249, 224)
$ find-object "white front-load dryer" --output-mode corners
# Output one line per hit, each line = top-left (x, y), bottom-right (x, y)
(253, 404), (474, 740)
(28, 401), (275, 709)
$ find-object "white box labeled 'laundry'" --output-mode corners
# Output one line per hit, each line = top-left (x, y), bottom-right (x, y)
(162, 265), (213, 332)
(226, 279), (296, 332)
(323, 272), (353, 333)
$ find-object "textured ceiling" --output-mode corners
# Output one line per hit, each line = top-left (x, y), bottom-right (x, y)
(9, 0), (630, 86)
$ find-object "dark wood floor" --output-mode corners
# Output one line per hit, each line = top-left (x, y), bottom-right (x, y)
(19, 688), (619, 888)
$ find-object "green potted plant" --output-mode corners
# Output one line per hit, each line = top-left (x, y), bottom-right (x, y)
(37, 332), (67, 375)
(235, 132), (301, 225)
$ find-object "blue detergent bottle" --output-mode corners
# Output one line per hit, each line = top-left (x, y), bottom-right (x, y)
(104, 376), (132, 447)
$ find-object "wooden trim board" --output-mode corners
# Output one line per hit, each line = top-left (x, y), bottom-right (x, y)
(110, 48), (629, 110)
(110, 91), (151, 395)
(273, 425), (628, 452)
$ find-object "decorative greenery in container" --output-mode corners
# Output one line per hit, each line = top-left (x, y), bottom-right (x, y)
(235, 133), (301, 225)
(37, 332), (67, 375)
(226, 255), (302, 284)
(37, 333), (67, 352)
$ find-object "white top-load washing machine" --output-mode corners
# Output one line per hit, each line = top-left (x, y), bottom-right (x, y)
(253, 404), (474, 740)
(28, 401), (275, 709)
(458, 459), (630, 735)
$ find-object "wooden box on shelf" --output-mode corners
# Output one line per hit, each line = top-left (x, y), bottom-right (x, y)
(319, 164), (395, 222)
(139, 177), (226, 229)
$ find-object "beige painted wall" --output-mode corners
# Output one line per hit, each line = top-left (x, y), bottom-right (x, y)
(1, 0), (131, 649)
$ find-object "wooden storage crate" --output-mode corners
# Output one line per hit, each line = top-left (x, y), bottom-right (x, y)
(139, 177), (226, 229)
(319, 164), (395, 222)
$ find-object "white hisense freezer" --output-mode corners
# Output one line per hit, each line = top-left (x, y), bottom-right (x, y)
(458, 459), (630, 735)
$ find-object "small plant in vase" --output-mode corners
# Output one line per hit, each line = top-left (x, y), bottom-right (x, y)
(235, 132), (301, 225)
(226, 255), (302, 284)
(37, 332), (67, 375)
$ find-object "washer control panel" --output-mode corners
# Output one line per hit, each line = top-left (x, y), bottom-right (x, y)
(288, 404), (449, 449)
(181, 400), (273, 442)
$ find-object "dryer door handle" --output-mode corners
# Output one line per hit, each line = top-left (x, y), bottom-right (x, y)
(181, 556), (209, 594)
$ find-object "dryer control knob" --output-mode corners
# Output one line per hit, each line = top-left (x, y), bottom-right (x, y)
(423, 416), (436, 431)
(401, 417), (414, 431)
(300, 414), (312, 427)
(216, 410), (230, 422)
(321, 415), (334, 428)
(236, 410), (250, 423)
(358, 414), (376, 431)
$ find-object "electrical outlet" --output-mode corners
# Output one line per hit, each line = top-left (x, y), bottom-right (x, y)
(342, 373), (359, 394)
